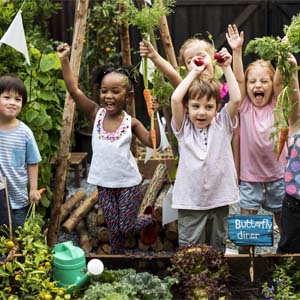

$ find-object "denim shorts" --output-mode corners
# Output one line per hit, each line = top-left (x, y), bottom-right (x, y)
(239, 179), (284, 212)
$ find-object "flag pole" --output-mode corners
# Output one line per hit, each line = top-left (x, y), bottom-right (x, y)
(20, 0), (27, 11)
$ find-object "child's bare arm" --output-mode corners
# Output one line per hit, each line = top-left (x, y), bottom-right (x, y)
(171, 59), (203, 130)
(57, 43), (99, 121)
(27, 164), (41, 204)
(226, 24), (246, 101)
(140, 40), (182, 88)
(217, 48), (241, 119)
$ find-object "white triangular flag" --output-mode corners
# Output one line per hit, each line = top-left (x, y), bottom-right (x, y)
(144, 113), (170, 163)
(0, 10), (30, 65)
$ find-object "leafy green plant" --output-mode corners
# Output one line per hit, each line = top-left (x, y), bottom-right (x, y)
(245, 13), (300, 152)
(0, 0), (65, 213)
(82, 268), (178, 300)
(168, 244), (230, 300)
(262, 257), (300, 299)
(0, 203), (68, 300)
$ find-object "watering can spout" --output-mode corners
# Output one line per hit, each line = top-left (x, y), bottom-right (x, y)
(66, 259), (104, 293)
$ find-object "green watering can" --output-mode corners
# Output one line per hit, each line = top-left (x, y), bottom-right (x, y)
(53, 241), (104, 292)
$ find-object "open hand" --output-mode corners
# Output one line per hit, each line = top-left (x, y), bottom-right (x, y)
(226, 24), (244, 50)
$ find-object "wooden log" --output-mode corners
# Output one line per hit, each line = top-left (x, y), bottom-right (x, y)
(125, 234), (137, 249)
(79, 228), (92, 252)
(162, 239), (175, 251)
(97, 226), (109, 243)
(97, 207), (105, 226)
(138, 238), (150, 251)
(75, 220), (86, 233)
(60, 190), (86, 223)
(47, 0), (89, 247)
(96, 243), (112, 254)
(139, 163), (168, 214)
(62, 190), (98, 233)
(86, 209), (98, 235)
(151, 237), (163, 252)
(165, 221), (178, 241)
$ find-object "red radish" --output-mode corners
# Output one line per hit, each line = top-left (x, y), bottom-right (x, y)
(214, 52), (225, 63)
(194, 57), (204, 66)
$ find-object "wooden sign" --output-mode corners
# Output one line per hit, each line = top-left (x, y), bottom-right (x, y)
(228, 215), (273, 246)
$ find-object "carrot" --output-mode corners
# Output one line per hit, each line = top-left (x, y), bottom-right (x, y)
(38, 188), (46, 195)
(150, 128), (157, 158)
(143, 88), (152, 118)
(276, 127), (289, 160)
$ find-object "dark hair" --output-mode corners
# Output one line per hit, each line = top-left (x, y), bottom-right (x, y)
(92, 65), (137, 91)
(184, 78), (221, 106)
(0, 75), (27, 106)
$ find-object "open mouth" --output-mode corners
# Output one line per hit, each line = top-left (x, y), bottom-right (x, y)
(254, 91), (264, 102)
(105, 102), (115, 110)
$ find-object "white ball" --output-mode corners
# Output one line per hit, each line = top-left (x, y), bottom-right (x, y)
(87, 259), (104, 276)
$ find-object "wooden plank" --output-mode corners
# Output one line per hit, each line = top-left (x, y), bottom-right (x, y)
(214, 4), (259, 48)
(47, 0), (89, 247)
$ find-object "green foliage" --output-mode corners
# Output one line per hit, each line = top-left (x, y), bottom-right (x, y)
(245, 14), (300, 152)
(19, 48), (65, 212)
(262, 257), (300, 299)
(151, 69), (174, 109)
(0, 203), (68, 300)
(120, 0), (174, 39)
(0, 1), (64, 213)
(168, 244), (230, 300)
(82, 268), (178, 300)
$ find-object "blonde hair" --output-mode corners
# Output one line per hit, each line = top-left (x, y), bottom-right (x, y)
(245, 59), (275, 82)
(179, 38), (215, 69)
(183, 78), (221, 107)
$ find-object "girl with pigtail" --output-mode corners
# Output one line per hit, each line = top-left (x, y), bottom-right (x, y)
(57, 43), (160, 254)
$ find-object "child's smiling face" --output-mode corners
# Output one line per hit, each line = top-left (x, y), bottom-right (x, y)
(99, 72), (128, 115)
(187, 95), (217, 129)
(0, 90), (23, 120)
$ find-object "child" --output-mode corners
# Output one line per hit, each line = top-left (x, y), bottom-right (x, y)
(57, 43), (161, 254)
(170, 49), (241, 250)
(140, 37), (241, 178)
(0, 75), (41, 233)
(277, 53), (300, 254)
(226, 25), (286, 251)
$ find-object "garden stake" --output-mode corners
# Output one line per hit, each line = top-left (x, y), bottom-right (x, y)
(4, 177), (13, 239)
(249, 210), (255, 283)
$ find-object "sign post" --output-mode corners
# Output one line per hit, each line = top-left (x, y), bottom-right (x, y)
(228, 214), (273, 282)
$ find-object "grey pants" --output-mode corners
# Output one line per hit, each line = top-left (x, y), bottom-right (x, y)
(178, 205), (229, 251)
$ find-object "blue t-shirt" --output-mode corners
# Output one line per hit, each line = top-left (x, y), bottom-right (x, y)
(0, 121), (41, 209)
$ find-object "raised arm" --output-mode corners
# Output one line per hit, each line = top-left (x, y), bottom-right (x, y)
(57, 43), (99, 122)
(216, 48), (241, 119)
(171, 59), (203, 130)
(140, 40), (182, 88)
(287, 54), (300, 135)
(226, 24), (246, 101)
